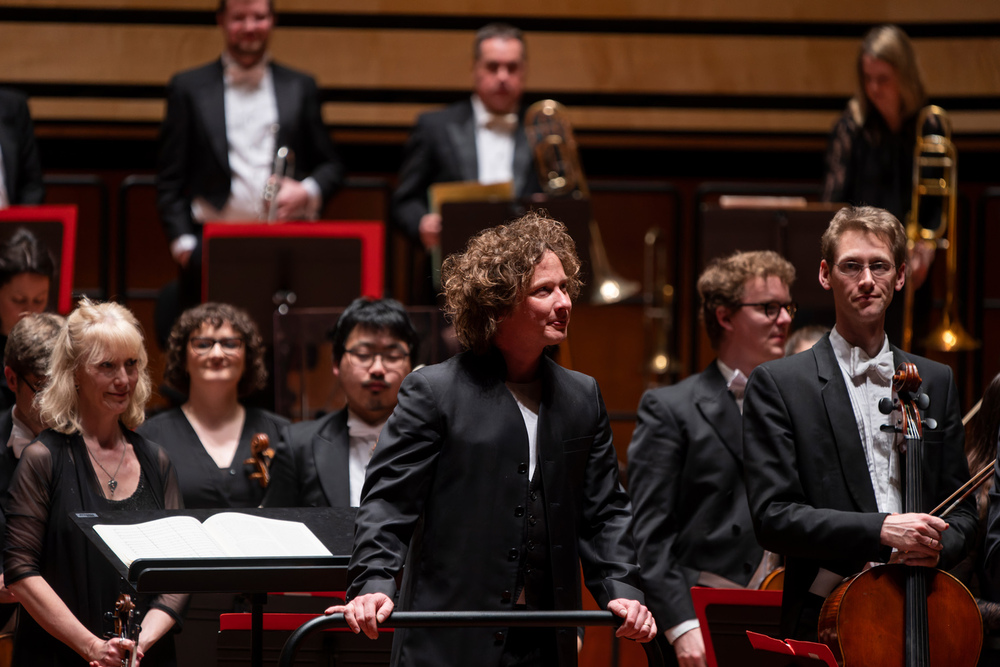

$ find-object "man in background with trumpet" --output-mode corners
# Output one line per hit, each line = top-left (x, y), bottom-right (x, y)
(391, 22), (542, 253)
(156, 0), (344, 340)
(742, 205), (975, 641)
(628, 250), (796, 667)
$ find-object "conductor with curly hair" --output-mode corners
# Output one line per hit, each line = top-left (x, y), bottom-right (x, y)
(331, 212), (655, 667)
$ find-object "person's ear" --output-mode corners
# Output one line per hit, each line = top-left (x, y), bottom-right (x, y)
(819, 260), (832, 291)
(3, 367), (17, 393)
(716, 305), (734, 332)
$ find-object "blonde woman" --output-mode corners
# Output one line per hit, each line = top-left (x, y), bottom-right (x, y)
(4, 299), (184, 667)
(822, 24), (929, 222)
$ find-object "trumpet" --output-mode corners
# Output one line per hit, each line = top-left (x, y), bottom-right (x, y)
(524, 99), (639, 305)
(262, 145), (294, 222)
(901, 106), (978, 352)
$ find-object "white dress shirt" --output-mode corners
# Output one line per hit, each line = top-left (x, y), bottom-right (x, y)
(471, 95), (516, 186)
(347, 410), (386, 507)
(829, 327), (902, 514)
(506, 379), (541, 479)
(171, 52), (322, 260)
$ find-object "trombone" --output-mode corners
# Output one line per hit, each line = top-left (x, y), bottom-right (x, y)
(901, 106), (978, 352)
(524, 100), (639, 305)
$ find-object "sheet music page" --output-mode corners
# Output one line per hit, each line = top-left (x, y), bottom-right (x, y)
(94, 516), (228, 566)
(202, 512), (332, 557)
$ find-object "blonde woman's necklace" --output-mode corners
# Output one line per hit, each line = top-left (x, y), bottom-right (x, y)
(88, 440), (127, 497)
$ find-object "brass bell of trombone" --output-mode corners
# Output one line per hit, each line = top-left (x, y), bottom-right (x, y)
(901, 105), (978, 352)
(524, 100), (640, 305)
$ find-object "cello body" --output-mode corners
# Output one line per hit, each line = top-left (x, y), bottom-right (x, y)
(818, 564), (981, 666)
(817, 363), (981, 667)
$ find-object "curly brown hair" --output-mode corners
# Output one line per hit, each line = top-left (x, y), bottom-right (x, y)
(162, 302), (268, 398)
(441, 211), (582, 354)
(698, 250), (796, 349)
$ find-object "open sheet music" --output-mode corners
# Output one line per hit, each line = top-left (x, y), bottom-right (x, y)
(94, 512), (333, 567)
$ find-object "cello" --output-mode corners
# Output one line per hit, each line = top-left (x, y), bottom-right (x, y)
(817, 363), (982, 666)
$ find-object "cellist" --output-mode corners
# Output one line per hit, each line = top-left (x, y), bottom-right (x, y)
(742, 205), (977, 641)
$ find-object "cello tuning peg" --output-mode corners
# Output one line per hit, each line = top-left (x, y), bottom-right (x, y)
(880, 424), (900, 433)
(878, 397), (896, 415)
(916, 393), (930, 410)
(923, 418), (938, 430)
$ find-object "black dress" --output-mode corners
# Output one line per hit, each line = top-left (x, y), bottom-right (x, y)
(3, 428), (185, 667)
(821, 106), (920, 222)
(137, 407), (288, 509)
(136, 407), (289, 666)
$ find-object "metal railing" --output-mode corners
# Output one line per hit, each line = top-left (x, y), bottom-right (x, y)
(277, 610), (665, 667)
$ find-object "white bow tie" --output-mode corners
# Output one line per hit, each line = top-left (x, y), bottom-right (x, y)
(224, 61), (267, 88)
(727, 369), (749, 399)
(849, 348), (894, 384)
(483, 112), (518, 133)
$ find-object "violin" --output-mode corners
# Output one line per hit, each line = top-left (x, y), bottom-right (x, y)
(817, 363), (982, 666)
(105, 593), (141, 667)
(244, 433), (275, 489)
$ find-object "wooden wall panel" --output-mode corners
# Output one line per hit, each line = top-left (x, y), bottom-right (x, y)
(3, 0), (999, 22)
(5, 23), (1000, 100)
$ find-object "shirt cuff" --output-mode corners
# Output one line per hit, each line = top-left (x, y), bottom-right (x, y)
(170, 234), (198, 262)
(301, 177), (322, 220)
(665, 619), (700, 644)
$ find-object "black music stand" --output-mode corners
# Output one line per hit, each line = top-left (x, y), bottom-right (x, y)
(74, 507), (355, 667)
(695, 204), (842, 366)
(201, 222), (384, 341)
(440, 197), (594, 292)
(272, 306), (453, 420)
(691, 587), (784, 667)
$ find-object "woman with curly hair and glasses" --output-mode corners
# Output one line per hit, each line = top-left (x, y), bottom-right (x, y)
(332, 212), (655, 667)
(4, 299), (184, 667)
(138, 302), (288, 666)
(139, 302), (287, 510)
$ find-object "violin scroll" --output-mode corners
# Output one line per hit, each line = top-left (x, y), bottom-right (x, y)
(244, 433), (275, 489)
(105, 593), (141, 667)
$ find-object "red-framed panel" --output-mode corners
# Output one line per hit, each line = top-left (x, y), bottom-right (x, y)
(691, 586), (782, 667)
(201, 221), (385, 303)
(0, 205), (78, 314)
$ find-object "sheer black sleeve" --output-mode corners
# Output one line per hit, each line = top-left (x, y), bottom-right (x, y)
(149, 442), (187, 622)
(3, 442), (52, 585)
(822, 110), (860, 204)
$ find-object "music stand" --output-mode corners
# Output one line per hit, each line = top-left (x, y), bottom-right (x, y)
(201, 221), (384, 339)
(272, 306), (453, 421)
(694, 203), (841, 366)
(691, 587), (783, 667)
(0, 205), (77, 313)
(74, 507), (355, 667)
(440, 197), (593, 291)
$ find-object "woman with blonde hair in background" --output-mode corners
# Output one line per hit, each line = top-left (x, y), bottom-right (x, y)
(4, 299), (184, 666)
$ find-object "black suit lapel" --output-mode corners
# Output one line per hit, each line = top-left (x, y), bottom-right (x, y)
(447, 103), (479, 182)
(0, 121), (16, 199)
(695, 363), (743, 464)
(314, 411), (352, 507)
(272, 65), (297, 153)
(513, 119), (533, 197)
(815, 337), (880, 512)
(197, 60), (230, 175)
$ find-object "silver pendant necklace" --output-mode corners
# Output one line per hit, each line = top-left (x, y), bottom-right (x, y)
(88, 440), (127, 497)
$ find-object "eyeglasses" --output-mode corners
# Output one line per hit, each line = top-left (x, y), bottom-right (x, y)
(834, 261), (895, 279)
(190, 337), (245, 355)
(344, 347), (410, 370)
(737, 301), (798, 321)
(22, 376), (43, 394)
